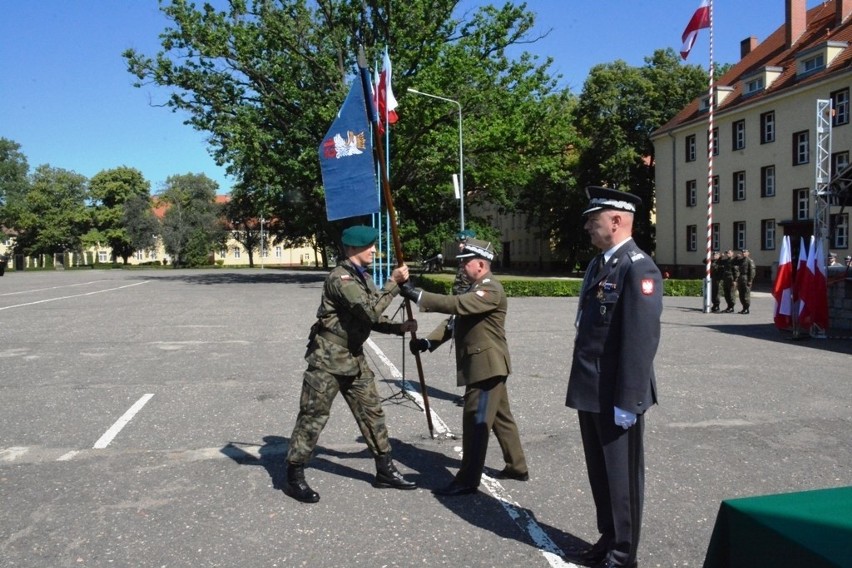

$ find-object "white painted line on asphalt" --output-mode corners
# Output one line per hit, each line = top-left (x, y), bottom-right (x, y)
(0, 280), (107, 297)
(0, 281), (151, 311)
(366, 338), (578, 568)
(366, 338), (452, 437)
(57, 450), (80, 461)
(93, 393), (154, 449)
(0, 446), (29, 462)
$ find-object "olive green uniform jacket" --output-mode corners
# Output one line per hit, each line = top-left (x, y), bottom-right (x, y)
(417, 271), (511, 386)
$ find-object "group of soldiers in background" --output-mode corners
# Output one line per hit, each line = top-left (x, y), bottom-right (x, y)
(710, 249), (756, 314)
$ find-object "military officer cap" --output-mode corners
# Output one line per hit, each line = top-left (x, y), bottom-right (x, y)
(582, 186), (642, 216)
(341, 225), (378, 247)
(456, 238), (495, 261)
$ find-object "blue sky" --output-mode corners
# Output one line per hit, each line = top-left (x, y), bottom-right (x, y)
(0, 1), (822, 196)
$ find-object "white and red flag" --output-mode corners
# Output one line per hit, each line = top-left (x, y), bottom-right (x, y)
(795, 236), (815, 329)
(680, 0), (711, 60)
(374, 48), (398, 134)
(772, 235), (793, 330)
(811, 239), (829, 331)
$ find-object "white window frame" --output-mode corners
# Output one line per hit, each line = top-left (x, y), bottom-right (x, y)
(762, 165), (776, 197)
(733, 171), (746, 201)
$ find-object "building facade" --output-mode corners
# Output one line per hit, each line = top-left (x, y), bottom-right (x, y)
(652, 0), (852, 281)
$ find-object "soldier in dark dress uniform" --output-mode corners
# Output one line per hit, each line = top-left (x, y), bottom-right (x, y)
(566, 187), (663, 568)
(284, 225), (418, 503)
(402, 238), (528, 496)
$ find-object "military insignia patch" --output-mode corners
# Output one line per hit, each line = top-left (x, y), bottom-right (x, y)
(340, 274), (353, 280)
(641, 279), (654, 295)
(475, 290), (487, 297)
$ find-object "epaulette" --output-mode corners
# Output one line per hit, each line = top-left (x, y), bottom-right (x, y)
(629, 250), (645, 263)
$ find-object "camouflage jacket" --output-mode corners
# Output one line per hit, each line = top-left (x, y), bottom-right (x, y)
(305, 259), (403, 376)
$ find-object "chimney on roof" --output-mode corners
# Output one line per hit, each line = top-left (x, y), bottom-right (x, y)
(740, 36), (758, 58)
(837, 0), (852, 26)
(786, 0), (807, 48)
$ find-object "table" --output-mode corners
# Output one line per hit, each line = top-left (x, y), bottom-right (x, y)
(703, 486), (852, 567)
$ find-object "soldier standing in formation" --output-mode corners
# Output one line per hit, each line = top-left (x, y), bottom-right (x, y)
(710, 251), (722, 312)
(402, 237), (528, 496)
(284, 225), (418, 503)
(720, 250), (738, 313)
(735, 249), (756, 314)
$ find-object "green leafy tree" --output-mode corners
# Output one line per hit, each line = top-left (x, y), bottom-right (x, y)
(124, 194), (161, 259)
(574, 48), (708, 253)
(86, 167), (152, 264)
(124, 0), (570, 262)
(0, 138), (30, 231)
(13, 165), (90, 258)
(159, 173), (228, 267)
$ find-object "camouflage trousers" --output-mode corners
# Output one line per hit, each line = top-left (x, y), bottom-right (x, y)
(736, 278), (751, 308)
(286, 365), (391, 465)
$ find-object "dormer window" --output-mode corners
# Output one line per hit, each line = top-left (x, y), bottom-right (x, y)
(745, 77), (764, 94)
(796, 41), (847, 78)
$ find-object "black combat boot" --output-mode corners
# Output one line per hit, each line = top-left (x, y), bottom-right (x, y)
(374, 453), (417, 490)
(284, 463), (320, 503)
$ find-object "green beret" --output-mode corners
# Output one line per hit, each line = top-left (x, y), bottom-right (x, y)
(341, 225), (378, 247)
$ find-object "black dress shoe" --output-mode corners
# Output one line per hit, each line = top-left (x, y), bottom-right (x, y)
(577, 539), (609, 566)
(432, 481), (478, 496)
(724, 307), (734, 313)
(592, 556), (637, 568)
(493, 467), (529, 481)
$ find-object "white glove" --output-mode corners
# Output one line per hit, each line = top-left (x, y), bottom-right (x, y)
(614, 406), (637, 429)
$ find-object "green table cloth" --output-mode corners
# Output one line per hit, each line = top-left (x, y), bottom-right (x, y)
(703, 486), (852, 567)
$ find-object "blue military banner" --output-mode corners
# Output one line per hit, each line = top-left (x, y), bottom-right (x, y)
(319, 78), (380, 221)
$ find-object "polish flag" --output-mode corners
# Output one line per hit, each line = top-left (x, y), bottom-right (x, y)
(680, 0), (711, 60)
(811, 239), (829, 331)
(376, 49), (398, 132)
(772, 236), (793, 330)
(796, 236), (815, 329)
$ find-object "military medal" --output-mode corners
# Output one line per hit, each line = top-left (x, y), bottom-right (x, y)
(600, 305), (607, 315)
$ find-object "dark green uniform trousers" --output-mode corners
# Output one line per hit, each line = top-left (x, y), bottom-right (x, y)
(456, 375), (527, 487)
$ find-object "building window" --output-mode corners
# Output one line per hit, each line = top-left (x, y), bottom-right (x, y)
(832, 151), (849, 178)
(793, 130), (809, 165)
(733, 221), (746, 251)
(708, 127), (719, 156)
(98, 251), (108, 263)
(685, 134), (696, 162)
(712, 223), (720, 251)
(745, 77), (764, 94)
(794, 188), (809, 221)
(686, 180), (697, 207)
(761, 219), (776, 250)
(732, 120), (746, 150)
(832, 213), (849, 249)
(233, 247), (241, 259)
(760, 111), (775, 144)
(219, 249), (227, 258)
(712, 175), (720, 204)
(733, 171), (746, 201)
(687, 225), (697, 252)
(761, 165), (776, 197)
(832, 88), (849, 127)
(275, 246), (282, 258)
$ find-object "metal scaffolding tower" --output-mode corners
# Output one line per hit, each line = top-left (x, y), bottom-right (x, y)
(814, 99), (832, 263)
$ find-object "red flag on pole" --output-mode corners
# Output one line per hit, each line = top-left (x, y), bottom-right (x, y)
(772, 235), (793, 330)
(375, 48), (398, 133)
(811, 239), (829, 332)
(680, 0), (711, 60)
(796, 236), (816, 329)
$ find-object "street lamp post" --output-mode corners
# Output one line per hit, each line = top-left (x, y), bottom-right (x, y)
(406, 88), (464, 231)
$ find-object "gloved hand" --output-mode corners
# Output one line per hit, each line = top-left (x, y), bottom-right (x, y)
(614, 406), (637, 430)
(409, 338), (430, 354)
(398, 280), (422, 304)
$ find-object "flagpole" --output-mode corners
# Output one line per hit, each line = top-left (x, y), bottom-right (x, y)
(703, 0), (715, 314)
(358, 46), (435, 438)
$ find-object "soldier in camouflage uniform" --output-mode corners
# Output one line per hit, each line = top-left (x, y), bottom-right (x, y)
(720, 250), (738, 313)
(284, 225), (418, 503)
(710, 251), (722, 312)
(736, 248), (756, 314)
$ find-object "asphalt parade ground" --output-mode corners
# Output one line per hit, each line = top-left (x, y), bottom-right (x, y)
(1, 268), (850, 568)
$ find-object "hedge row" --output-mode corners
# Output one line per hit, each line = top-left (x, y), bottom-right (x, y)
(418, 275), (704, 297)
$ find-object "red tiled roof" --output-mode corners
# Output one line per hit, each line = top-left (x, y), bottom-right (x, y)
(655, 0), (852, 136)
